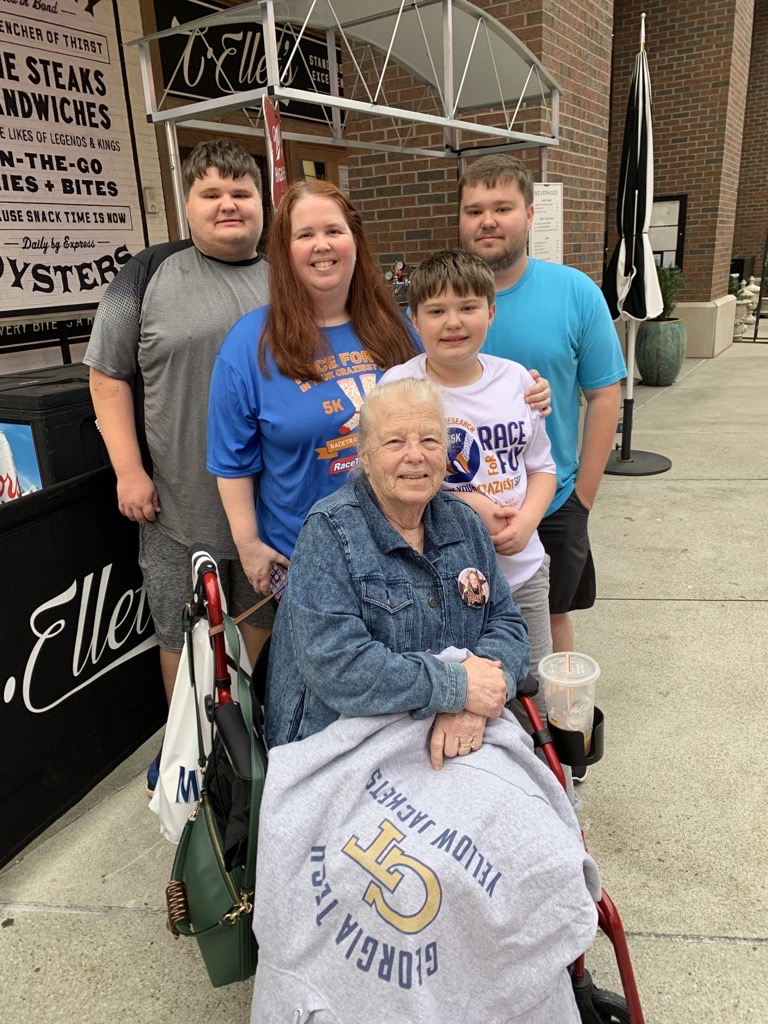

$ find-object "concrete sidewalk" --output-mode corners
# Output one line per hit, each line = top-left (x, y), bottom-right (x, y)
(581, 341), (768, 1022)
(1, 343), (766, 1024)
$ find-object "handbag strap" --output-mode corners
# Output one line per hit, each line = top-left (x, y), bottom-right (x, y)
(208, 583), (284, 638)
(182, 603), (207, 769)
(222, 613), (265, 892)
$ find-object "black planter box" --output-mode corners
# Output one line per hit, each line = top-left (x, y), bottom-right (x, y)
(0, 362), (107, 488)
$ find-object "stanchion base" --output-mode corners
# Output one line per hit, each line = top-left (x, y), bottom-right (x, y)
(604, 449), (672, 476)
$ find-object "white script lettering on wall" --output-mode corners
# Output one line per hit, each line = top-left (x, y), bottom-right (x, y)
(2, 563), (157, 714)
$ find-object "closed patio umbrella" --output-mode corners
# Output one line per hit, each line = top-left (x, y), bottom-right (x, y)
(603, 15), (671, 476)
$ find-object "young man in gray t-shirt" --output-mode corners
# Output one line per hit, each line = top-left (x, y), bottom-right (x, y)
(84, 141), (271, 792)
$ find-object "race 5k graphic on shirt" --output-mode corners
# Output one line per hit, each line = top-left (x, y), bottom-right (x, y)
(445, 415), (527, 504)
(298, 348), (379, 476)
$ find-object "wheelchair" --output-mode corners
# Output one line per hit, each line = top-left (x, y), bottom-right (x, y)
(171, 546), (645, 1022)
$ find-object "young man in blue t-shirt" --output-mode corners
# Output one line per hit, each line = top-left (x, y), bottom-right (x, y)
(458, 155), (626, 694)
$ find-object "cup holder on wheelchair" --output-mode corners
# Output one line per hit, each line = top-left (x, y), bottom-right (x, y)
(547, 706), (604, 767)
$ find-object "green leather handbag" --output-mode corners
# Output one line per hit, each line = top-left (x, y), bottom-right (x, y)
(165, 613), (266, 988)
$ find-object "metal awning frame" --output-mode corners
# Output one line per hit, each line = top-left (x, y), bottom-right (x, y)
(127, 0), (561, 231)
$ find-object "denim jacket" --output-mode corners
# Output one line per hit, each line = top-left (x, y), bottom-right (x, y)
(265, 476), (530, 748)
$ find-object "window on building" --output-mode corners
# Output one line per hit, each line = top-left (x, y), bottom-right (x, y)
(300, 160), (327, 181)
(650, 195), (687, 269)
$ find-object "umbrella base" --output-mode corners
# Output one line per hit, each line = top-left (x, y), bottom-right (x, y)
(604, 448), (672, 476)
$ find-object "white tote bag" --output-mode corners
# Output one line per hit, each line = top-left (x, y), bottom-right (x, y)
(148, 581), (251, 844)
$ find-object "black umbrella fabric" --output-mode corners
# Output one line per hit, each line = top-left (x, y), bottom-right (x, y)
(604, 48), (662, 324)
(602, 24), (670, 476)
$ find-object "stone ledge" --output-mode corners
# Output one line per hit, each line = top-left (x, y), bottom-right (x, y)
(675, 295), (735, 358)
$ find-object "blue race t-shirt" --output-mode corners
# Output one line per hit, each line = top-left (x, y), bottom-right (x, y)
(481, 258), (626, 515)
(208, 306), (404, 557)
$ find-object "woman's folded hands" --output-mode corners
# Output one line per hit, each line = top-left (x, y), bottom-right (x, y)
(429, 655), (507, 770)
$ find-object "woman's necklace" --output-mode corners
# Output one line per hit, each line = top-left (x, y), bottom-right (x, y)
(387, 517), (425, 553)
(401, 524), (424, 552)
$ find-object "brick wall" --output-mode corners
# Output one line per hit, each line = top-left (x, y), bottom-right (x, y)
(733, 0), (768, 275)
(608, 0), (755, 303)
(531, 0), (614, 277)
(344, 1), (614, 283)
(342, 70), (463, 272)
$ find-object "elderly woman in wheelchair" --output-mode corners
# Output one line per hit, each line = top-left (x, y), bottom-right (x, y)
(253, 379), (599, 1024)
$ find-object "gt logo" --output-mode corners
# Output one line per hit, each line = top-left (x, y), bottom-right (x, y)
(342, 819), (442, 934)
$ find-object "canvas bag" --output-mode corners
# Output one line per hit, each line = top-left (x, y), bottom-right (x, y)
(149, 578), (250, 844)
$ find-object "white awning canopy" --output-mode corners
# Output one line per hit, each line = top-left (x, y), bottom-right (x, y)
(128, 0), (561, 157)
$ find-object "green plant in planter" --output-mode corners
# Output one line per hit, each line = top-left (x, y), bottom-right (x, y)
(636, 265), (687, 387)
(653, 265), (684, 320)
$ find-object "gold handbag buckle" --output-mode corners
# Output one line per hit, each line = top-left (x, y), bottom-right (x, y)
(223, 891), (253, 924)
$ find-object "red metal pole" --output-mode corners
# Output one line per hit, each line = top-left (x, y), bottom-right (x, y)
(200, 569), (230, 699)
(596, 890), (646, 1024)
(516, 692), (566, 787)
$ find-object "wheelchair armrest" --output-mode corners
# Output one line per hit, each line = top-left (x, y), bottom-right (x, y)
(517, 672), (540, 698)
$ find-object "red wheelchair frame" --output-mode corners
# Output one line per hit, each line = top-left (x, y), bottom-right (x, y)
(517, 687), (645, 1024)
(193, 545), (645, 1021)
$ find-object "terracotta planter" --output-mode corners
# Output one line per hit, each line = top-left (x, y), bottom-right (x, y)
(636, 319), (687, 386)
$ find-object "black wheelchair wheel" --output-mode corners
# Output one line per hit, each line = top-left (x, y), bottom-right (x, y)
(591, 988), (631, 1024)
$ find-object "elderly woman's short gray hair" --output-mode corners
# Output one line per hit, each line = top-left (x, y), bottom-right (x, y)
(358, 377), (448, 457)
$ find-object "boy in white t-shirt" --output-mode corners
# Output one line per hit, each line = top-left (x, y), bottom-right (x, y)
(381, 250), (574, 793)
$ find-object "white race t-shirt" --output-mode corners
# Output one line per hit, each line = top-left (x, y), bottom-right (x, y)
(381, 353), (555, 592)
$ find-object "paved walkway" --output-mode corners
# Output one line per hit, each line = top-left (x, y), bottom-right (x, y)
(1, 341), (766, 1024)
(578, 340), (768, 1023)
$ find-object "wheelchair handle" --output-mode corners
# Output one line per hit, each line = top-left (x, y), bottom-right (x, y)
(187, 543), (229, 696)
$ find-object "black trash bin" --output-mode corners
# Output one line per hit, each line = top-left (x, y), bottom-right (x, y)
(0, 362), (108, 492)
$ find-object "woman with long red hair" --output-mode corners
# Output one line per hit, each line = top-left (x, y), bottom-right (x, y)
(207, 179), (419, 594)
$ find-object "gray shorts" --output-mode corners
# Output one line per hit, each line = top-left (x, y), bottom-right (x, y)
(138, 524), (275, 652)
(510, 556), (577, 807)
(512, 554), (552, 725)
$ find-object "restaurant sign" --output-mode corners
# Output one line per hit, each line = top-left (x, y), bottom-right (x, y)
(0, 0), (148, 320)
(154, 0), (343, 126)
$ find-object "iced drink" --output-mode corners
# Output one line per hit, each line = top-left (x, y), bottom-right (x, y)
(538, 652), (600, 755)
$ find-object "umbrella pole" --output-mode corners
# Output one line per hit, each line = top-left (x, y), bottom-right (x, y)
(620, 398), (635, 461)
(605, 320), (673, 476)
(620, 320), (637, 461)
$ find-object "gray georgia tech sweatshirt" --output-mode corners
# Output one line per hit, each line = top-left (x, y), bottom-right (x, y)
(251, 710), (600, 1024)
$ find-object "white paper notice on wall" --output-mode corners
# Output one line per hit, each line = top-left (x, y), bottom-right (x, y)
(529, 183), (563, 264)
